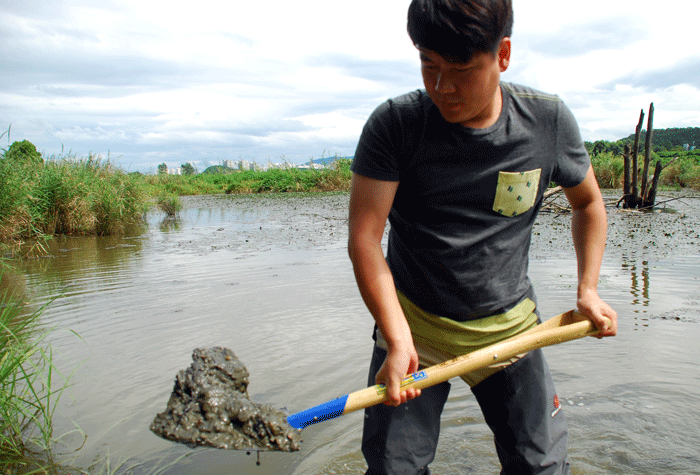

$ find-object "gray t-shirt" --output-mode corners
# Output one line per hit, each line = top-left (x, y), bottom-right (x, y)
(351, 82), (590, 322)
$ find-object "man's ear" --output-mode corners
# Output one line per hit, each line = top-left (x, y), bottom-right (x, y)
(498, 37), (511, 72)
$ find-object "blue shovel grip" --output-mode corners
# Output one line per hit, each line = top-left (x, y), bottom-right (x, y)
(286, 394), (349, 429)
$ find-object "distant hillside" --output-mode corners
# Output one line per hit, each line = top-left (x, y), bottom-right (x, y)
(624, 127), (700, 150)
(202, 165), (236, 174)
(302, 156), (354, 167)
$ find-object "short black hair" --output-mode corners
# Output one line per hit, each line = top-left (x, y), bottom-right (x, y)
(407, 0), (513, 63)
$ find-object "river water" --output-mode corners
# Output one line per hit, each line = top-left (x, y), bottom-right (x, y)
(4, 192), (700, 474)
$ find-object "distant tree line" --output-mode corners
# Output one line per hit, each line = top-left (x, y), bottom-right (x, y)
(624, 127), (700, 151)
(585, 127), (700, 157)
(157, 162), (197, 175)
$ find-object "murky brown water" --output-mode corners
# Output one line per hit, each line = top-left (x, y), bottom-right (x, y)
(3, 191), (700, 474)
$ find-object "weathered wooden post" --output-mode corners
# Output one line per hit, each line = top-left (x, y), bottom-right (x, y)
(641, 102), (655, 203)
(631, 109), (645, 208)
(623, 144), (632, 208)
(621, 103), (663, 210)
(646, 160), (663, 207)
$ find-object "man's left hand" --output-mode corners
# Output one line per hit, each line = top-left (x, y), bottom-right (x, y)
(577, 289), (618, 338)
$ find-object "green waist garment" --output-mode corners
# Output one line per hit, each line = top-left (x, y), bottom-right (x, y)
(378, 291), (539, 387)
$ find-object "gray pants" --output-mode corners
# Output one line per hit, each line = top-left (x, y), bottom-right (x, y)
(362, 345), (571, 475)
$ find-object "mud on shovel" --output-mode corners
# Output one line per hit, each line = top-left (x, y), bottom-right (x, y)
(287, 310), (604, 429)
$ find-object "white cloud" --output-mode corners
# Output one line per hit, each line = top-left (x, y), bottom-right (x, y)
(1, 0), (699, 170)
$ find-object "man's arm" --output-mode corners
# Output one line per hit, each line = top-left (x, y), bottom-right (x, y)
(563, 166), (618, 337)
(348, 173), (421, 405)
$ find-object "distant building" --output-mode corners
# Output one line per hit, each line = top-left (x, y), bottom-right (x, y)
(167, 167), (181, 175)
(297, 162), (327, 170)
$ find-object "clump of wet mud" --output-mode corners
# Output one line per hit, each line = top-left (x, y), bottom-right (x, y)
(150, 347), (301, 452)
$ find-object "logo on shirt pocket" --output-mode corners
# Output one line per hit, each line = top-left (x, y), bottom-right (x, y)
(492, 169), (541, 217)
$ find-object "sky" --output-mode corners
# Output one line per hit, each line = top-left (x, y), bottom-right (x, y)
(2, 0), (699, 173)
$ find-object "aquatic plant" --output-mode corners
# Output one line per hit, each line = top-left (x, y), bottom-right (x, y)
(0, 288), (66, 473)
(156, 194), (182, 217)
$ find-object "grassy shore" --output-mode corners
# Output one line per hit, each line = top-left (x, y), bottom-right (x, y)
(3, 141), (700, 258)
(1, 141), (149, 257)
(143, 158), (352, 195)
(0, 145), (352, 256)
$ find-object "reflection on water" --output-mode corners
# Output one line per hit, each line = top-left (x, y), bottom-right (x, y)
(2, 193), (700, 475)
(623, 259), (650, 307)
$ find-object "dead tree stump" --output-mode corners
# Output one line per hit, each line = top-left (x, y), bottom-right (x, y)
(621, 103), (663, 210)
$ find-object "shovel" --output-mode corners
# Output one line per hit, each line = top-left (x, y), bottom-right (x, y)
(287, 310), (603, 429)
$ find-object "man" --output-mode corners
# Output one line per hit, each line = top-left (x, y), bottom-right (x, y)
(347, 0), (618, 474)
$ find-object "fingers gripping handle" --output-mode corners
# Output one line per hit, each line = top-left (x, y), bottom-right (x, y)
(286, 371), (428, 429)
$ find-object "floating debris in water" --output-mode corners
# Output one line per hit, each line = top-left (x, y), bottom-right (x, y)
(150, 347), (301, 452)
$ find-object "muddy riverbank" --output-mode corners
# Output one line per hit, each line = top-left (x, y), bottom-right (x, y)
(157, 190), (700, 260)
(533, 191), (700, 260)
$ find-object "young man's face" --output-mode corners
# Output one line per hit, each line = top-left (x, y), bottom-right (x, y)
(419, 37), (511, 129)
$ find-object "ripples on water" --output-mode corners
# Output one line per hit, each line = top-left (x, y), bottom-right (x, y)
(4, 193), (700, 474)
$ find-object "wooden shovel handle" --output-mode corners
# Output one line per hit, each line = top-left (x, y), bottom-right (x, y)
(287, 310), (604, 429)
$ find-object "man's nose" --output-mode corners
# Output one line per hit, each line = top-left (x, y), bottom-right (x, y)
(435, 71), (456, 93)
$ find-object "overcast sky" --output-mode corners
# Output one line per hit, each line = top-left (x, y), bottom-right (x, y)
(2, 1), (699, 172)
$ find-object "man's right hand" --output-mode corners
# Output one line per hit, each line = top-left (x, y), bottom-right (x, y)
(376, 343), (422, 406)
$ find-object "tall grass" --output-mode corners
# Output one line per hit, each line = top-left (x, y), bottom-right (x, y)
(658, 154), (700, 189)
(156, 194), (182, 217)
(143, 158), (353, 196)
(1, 142), (150, 257)
(143, 173), (227, 196)
(591, 151), (700, 190)
(1, 288), (66, 473)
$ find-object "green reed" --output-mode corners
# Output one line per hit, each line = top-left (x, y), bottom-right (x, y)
(1, 142), (150, 257)
(0, 288), (67, 473)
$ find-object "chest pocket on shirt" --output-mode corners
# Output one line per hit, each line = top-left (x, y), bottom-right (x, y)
(492, 169), (542, 217)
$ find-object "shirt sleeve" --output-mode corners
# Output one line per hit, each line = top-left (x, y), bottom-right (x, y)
(351, 99), (403, 182)
(552, 100), (591, 188)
